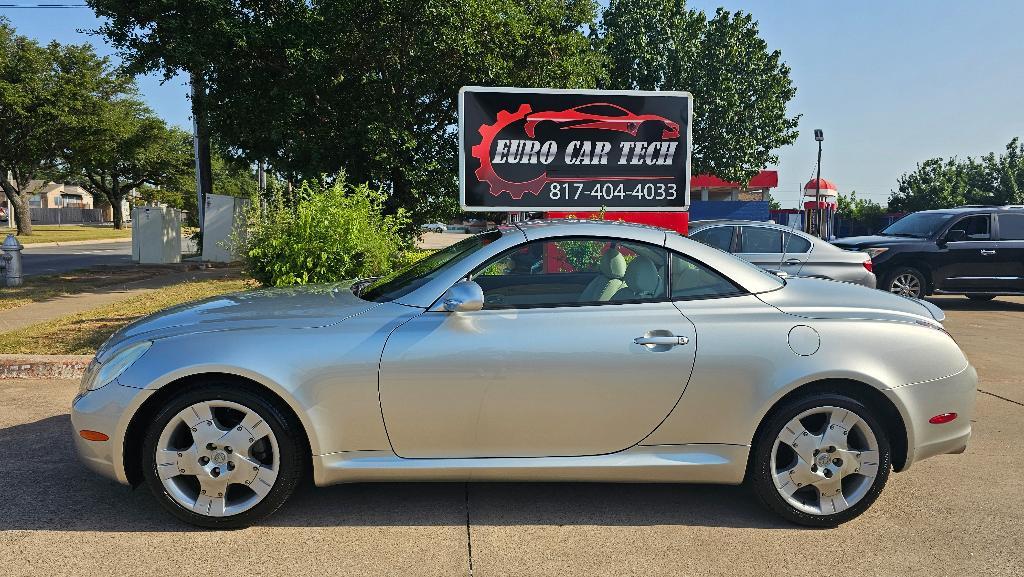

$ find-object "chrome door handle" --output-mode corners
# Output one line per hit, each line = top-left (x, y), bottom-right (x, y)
(980, 249), (996, 256)
(634, 336), (689, 346)
(783, 258), (802, 265)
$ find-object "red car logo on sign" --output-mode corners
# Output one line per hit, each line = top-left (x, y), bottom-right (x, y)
(524, 103), (680, 140)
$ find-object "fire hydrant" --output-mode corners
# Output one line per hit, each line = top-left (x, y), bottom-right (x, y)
(1, 233), (23, 287)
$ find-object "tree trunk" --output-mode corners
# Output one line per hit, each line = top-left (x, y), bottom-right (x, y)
(387, 164), (410, 216)
(1, 187), (32, 236)
(110, 183), (124, 230)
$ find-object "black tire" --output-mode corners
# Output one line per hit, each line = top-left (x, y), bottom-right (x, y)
(882, 266), (927, 298)
(748, 393), (891, 527)
(966, 294), (996, 301)
(141, 382), (305, 529)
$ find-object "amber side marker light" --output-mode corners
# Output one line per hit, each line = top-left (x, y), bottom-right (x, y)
(928, 413), (958, 425)
(79, 430), (109, 441)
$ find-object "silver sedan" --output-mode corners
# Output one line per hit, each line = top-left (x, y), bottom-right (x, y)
(689, 220), (877, 287)
(72, 220), (974, 529)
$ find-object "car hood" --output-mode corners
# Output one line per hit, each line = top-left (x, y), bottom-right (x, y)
(98, 281), (380, 359)
(758, 277), (944, 324)
(831, 235), (925, 249)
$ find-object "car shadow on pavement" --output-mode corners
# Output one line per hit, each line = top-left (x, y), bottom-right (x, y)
(926, 296), (1024, 312)
(0, 414), (787, 532)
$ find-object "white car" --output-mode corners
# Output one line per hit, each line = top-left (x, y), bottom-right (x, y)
(421, 222), (446, 233)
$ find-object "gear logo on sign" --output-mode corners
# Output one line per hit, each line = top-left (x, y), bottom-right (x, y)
(470, 104), (549, 200)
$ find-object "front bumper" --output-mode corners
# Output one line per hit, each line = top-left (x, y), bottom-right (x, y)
(886, 363), (977, 470)
(71, 381), (153, 485)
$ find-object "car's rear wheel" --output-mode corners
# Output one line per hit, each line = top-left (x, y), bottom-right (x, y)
(749, 393), (891, 527)
(141, 383), (304, 529)
(883, 267), (926, 298)
(966, 294), (996, 302)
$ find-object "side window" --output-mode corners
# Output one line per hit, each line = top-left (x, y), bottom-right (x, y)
(739, 226), (783, 253)
(670, 253), (743, 299)
(950, 215), (990, 240)
(470, 238), (668, 308)
(691, 226), (734, 252)
(783, 232), (812, 253)
(998, 214), (1024, 240)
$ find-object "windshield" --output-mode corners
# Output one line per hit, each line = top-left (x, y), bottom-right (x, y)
(881, 212), (956, 238)
(359, 230), (502, 303)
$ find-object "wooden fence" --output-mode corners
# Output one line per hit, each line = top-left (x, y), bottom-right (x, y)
(30, 207), (108, 225)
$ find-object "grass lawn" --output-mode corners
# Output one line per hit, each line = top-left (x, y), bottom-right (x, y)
(0, 277), (255, 355)
(8, 225), (132, 245)
(0, 266), (174, 312)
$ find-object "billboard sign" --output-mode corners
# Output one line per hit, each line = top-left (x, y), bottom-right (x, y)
(459, 86), (692, 212)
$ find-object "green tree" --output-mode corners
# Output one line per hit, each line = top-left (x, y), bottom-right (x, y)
(888, 139), (1023, 212)
(164, 147), (259, 226)
(63, 98), (193, 229)
(597, 2), (799, 185)
(978, 137), (1024, 206)
(0, 20), (129, 234)
(88, 0), (604, 225)
(838, 190), (885, 233)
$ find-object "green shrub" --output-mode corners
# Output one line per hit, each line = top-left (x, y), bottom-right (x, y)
(238, 178), (413, 286)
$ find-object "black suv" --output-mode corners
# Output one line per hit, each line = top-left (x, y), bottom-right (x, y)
(832, 206), (1024, 301)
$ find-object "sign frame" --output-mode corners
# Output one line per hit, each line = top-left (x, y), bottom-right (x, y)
(458, 86), (693, 213)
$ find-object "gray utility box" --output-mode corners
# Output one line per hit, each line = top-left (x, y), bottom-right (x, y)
(131, 205), (182, 264)
(202, 194), (249, 263)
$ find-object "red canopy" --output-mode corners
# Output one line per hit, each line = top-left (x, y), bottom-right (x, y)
(804, 178), (837, 192)
(691, 170), (778, 189)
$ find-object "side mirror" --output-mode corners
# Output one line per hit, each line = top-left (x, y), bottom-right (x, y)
(440, 280), (484, 312)
(943, 229), (967, 244)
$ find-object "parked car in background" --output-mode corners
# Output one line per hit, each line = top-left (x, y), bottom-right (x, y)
(832, 206), (1024, 301)
(72, 220), (974, 529)
(689, 220), (876, 288)
(420, 222), (447, 233)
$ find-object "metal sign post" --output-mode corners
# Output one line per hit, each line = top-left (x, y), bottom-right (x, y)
(459, 87), (692, 213)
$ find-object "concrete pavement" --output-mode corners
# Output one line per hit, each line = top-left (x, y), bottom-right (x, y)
(418, 231), (470, 250)
(0, 298), (1021, 576)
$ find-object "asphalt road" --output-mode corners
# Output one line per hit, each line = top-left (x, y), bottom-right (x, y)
(20, 239), (199, 276)
(17, 234), (463, 277)
(0, 297), (1022, 576)
(19, 241), (134, 276)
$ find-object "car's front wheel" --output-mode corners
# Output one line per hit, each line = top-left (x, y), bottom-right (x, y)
(883, 266), (927, 298)
(141, 383), (305, 529)
(749, 393), (891, 527)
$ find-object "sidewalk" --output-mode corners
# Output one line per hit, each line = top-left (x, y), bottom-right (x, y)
(0, 267), (238, 333)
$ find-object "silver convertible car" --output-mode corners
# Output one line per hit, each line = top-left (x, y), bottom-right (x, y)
(72, 220), (976, 529)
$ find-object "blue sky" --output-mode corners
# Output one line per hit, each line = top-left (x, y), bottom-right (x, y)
(3, 1), (1023, 208)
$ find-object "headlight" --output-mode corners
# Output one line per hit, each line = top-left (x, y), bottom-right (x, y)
(863, 247), (888, 258)
(80, 341), (152, 394)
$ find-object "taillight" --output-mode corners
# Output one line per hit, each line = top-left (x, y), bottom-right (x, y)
(862, 257), (873, 273)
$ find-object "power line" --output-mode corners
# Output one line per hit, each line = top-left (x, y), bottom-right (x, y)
(0, 3), (89, 8)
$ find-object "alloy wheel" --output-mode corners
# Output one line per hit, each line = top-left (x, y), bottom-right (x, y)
(889, 273), (922, 298)
(155, 400), (279, 517)
(770, 406), (880, 516)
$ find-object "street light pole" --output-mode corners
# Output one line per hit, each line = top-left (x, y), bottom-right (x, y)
(814, 129), (824, 237)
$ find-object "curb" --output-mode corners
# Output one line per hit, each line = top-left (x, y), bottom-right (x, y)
(0, 354), (92, 379)
(18, 236), (132, 249)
